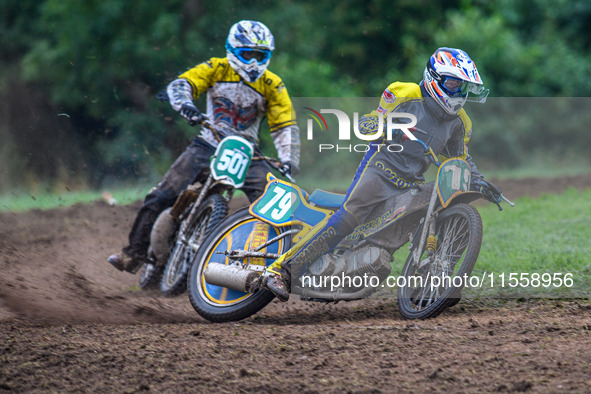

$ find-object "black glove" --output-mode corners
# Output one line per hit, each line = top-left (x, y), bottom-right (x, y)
(471, 178), (502, 204)
(179, 103), (203, 125)
(280, 161), (299, 177)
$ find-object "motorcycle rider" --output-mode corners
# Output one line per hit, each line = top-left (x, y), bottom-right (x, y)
(109, 20), (301, 274)
(264, 47), (502, 301)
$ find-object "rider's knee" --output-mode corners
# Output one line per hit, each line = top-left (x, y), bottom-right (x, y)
(143, 187), (177, 211)
(328, 209), (358, 235)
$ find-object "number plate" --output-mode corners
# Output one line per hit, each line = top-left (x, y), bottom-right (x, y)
(436, 158), (471, 207)
(251, 180), (300, 225)
(250, 176), (331, 227)
(210, 136), (254, 188)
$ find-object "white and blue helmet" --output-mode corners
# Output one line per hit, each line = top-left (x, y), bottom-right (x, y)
(423, 47), (489, 115)
(226, 20), (275, 83)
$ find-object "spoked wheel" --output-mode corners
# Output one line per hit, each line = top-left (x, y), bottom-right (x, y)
(397, 203), (483, 319)
(160, 194), (228, 297)
(187, 208), (290, 323)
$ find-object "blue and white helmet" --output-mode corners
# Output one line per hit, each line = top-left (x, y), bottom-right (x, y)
(423, 47), (489, 115)
(226, 20), (275, 83)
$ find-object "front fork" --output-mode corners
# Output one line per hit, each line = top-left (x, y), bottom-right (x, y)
(174, 175), (215, 253)
(410, 184), (439, 269)
(425, 216), (438, 256)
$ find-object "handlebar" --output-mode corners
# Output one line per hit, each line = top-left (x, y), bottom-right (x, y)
(156, 92), (295, 182)
(501, 194), (515, 207)
(484, 178), (515, 211)
(191, 116), (295, 183)
(493, 194), (515, 211)
(411, 131), (515, 211)
(189, 117), (222, 139)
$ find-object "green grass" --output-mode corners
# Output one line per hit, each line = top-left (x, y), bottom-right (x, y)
(469, 187), (591, 298)
(481, 156), (591, 180)
(0, 183), (254, 212)
(0, 186), (150, 212)
(382, 188), (591, 300)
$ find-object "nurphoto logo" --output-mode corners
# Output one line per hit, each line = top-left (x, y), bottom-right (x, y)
(304, 107), (418, 153)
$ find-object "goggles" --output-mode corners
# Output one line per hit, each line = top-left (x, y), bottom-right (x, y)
(228, 45), (272, 65)
(442, 76), (489, 103)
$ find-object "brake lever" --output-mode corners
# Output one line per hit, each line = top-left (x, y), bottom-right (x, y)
(501, 194), (515, 207)
(495, 194), (515, 211)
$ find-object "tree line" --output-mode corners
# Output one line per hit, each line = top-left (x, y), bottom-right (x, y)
(1, 0), (590, 192)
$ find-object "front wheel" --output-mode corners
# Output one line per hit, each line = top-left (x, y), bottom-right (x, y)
(187, 209), (289, 323)
(397, 203), (483, 319)
(160, 194), (228, 297)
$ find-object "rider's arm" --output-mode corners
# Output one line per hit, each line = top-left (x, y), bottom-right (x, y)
(167, 58), (220, 111)
(271, 124), (301, 170)
(265, 76), (301, 169)
(450, 118), (503, 203)
(450, 120), (503, 202)
(462, 146), (484, 181)
(358, 82), (422, 136)
(167, 79), (195, 112)
(441, 109), (484, 180)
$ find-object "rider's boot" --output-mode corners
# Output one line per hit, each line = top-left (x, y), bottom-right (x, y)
(264, 263), (290, 302)
(107, 252), (144, 274)
(111, 189), (172, 275)
(263, 209), (358, 302)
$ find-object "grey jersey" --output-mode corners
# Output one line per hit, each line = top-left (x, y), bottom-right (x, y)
(359, 82), (482, 186)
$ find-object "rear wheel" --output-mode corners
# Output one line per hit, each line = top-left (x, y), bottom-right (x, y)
(188, 209), (289, 323)
(160, 194), (228, 297)
(397, 203), (482, 319)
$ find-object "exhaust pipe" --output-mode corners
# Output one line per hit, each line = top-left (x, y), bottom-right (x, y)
(203, 263), (260, 292)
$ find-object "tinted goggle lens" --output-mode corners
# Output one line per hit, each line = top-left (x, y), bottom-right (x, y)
(443, 77), (465, 94)
(442, 76), (488, 100)
(236, 48), (271, 64)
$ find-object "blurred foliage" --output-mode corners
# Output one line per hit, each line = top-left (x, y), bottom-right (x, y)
(1, 0), (591, 192)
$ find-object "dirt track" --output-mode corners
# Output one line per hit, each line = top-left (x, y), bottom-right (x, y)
(1, 175), (590, 392)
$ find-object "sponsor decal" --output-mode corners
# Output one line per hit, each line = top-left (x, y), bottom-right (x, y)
(382, 88), (396, 104)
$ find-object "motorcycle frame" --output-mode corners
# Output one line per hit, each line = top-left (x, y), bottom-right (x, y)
(407, 158), (482, 270)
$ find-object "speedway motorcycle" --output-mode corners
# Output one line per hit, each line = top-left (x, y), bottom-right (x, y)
(186, 139), (514, 321)
(139, 118), (270, 296)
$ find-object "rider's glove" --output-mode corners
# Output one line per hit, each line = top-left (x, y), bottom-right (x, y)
(280, 161), (299, 177)
(471, 178), (502, 204)
(179, 103), (203, 125)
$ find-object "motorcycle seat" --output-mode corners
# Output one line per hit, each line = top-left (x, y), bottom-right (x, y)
(308, 189), (346, 208)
